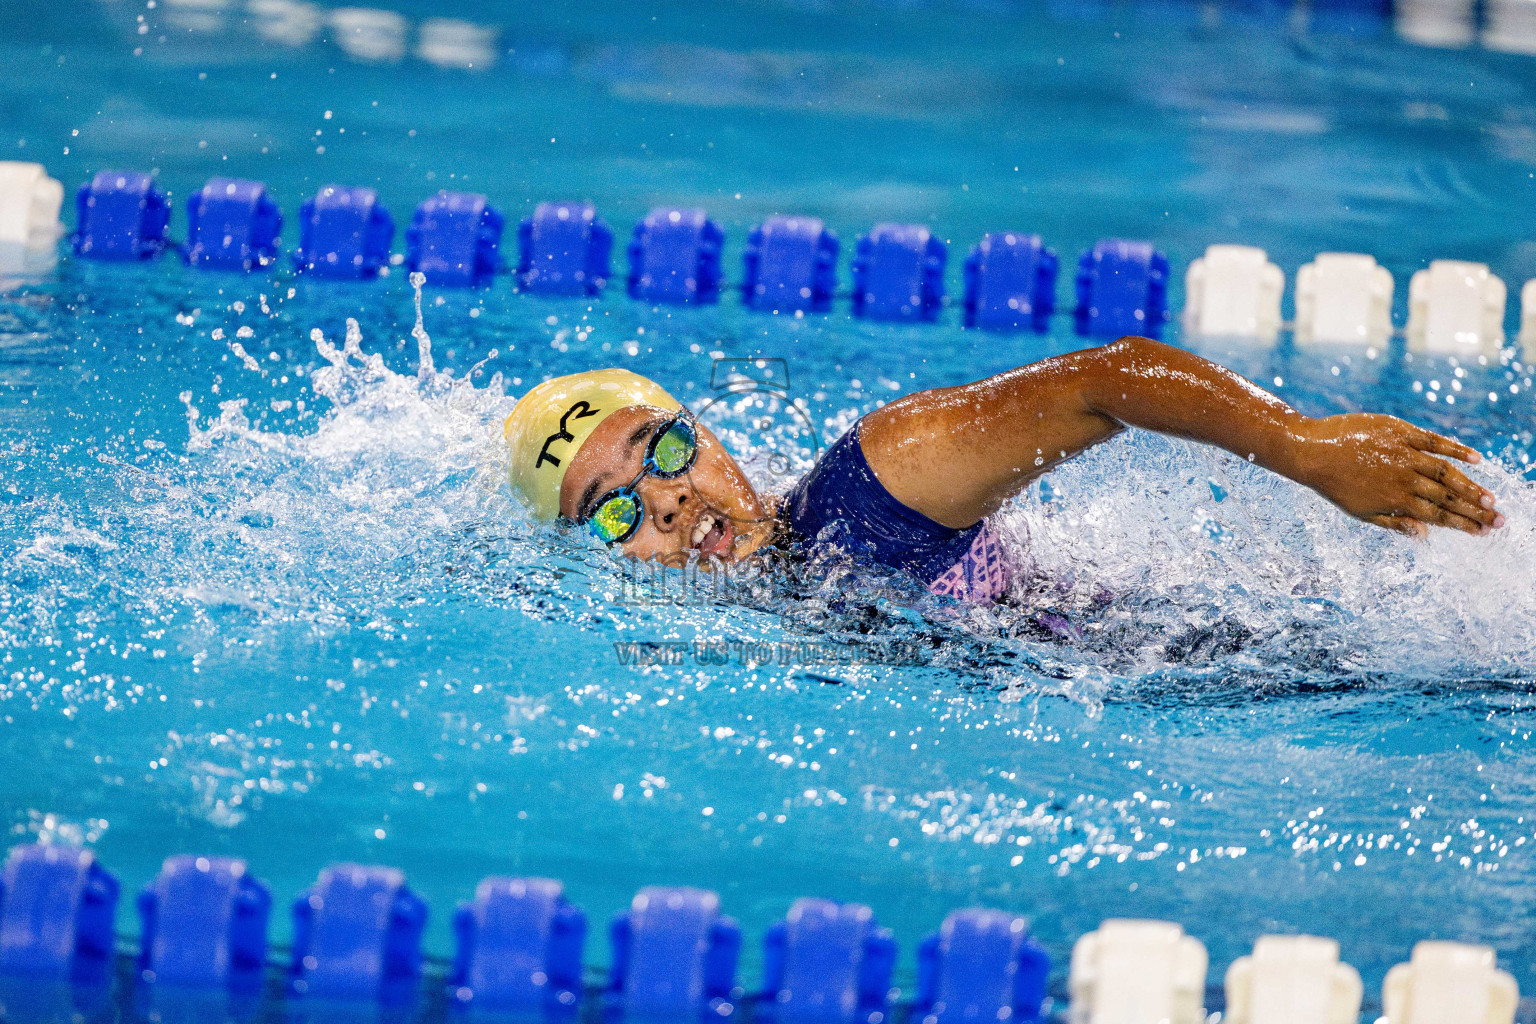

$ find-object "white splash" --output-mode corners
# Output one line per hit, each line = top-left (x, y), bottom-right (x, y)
(162, 308), (524, 628)
(410, 270), (435, 379)
(990, 430), (1536, 689)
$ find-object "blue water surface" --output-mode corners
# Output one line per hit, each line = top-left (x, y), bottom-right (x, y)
(3, 0), (1536, 1011)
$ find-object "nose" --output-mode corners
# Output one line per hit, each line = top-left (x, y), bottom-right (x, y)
(638, 475), (690, 532)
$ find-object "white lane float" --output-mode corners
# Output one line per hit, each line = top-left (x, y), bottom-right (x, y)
(1182, 244), (1284, 342)
(1407, 259), (1506, 357)
(1382, 940), (1518, 1024)
(1517, 278), (1536, 363)
(1224, 934), (1362, 1024)
(1068, 919), (1207, 1024)
(330, 7), (409, 62)
(1294, 252), (1394, 347)
(1483, 0), (1536, 53)
(0, 161), (65, 275)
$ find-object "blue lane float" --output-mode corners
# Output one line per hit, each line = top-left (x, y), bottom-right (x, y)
(913, 909), (1050, 1024)
(71, 170), (170, 261)
(136, 855), (270, 991)
(289, 864), (427, 1004)
(405, 190), (504, 288)
(449, 877), (585, 1011)
(741, 216), (839, 314)
(517, 201), (612, 296)
(963, 232), (1058, 332)
(608, 886), (741, 1019)
(29, 159), (1536, 351)
(185, 178), (282, 271)
(1074, 238), (1170, 339)
(0, 844), (119, 984)
(2, 842), (1523, 1019)
(627, 207), (725, 305)
(851, 223), (946, 322)
(294, 185), (395, 279)
(761, 898), (896, 1024)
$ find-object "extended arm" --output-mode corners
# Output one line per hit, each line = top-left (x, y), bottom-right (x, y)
(858, 336), (1502, 538)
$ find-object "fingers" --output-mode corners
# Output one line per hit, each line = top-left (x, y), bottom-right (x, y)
(1411, 475), (1500, 531)
(1411, 452), (1487, 505)
(1369, 514), (1428, 539)
(1408, 425), (1480, 464)
(1408, 452), (1505, 528)
(1404, 495), (1487, 536)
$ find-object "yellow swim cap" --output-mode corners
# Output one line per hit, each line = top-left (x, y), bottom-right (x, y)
(504, 368), (682, 521)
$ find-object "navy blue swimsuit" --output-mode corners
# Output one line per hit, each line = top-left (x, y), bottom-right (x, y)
(783, 420), (986, 582)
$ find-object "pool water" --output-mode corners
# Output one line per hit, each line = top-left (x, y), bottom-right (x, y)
(3, 0), (1536, 1010)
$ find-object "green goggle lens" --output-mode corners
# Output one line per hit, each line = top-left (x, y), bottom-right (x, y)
(651, 421), (696, 474)
(589, 493), (642, 545)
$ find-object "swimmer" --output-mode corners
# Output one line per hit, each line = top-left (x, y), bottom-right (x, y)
(504, 337), (1505, 602)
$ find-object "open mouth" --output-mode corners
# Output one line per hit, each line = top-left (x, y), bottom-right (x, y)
(688, 512), (732, 559)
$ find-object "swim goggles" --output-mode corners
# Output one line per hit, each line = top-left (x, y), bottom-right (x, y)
(579, 413), (699, 545)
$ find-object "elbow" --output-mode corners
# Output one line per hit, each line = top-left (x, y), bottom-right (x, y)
(1081, 336), (1174, 422)
(1103, 335), (1171, 362)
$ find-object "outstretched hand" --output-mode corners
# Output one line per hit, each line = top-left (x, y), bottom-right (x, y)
(1293, 413), (1504, 538)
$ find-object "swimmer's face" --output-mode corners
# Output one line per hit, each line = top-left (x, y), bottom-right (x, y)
(559, 405), (774, 567)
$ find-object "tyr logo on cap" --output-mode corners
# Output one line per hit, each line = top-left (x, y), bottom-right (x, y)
(536, 401), (600, 469)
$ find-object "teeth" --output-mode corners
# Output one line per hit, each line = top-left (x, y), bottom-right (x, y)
(691, 514), (716, 548)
